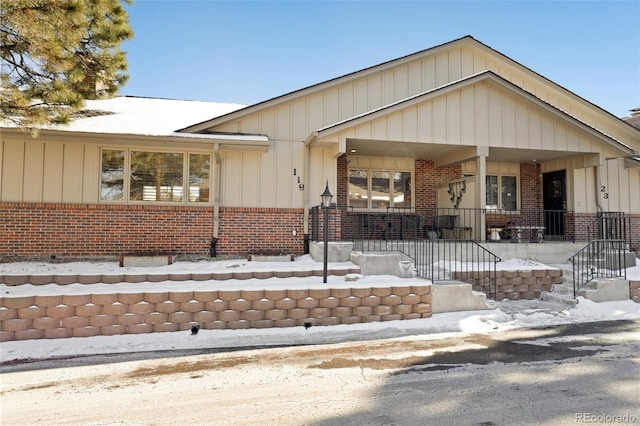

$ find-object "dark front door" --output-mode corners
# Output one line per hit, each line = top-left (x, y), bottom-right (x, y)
(543, 170), (567, 236)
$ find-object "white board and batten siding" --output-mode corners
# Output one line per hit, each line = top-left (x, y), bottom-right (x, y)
(202, 40), (640, 213)
(321, 81), (606, 155)
(220, 141), (307, 208)
(0, 136), (100, 204)
(544, 155), (640, 214)
(0, 131), (318, 210)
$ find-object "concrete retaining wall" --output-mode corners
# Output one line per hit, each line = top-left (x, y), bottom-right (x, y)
(0, 284), (432, 342)
(631, 280), (640, 303)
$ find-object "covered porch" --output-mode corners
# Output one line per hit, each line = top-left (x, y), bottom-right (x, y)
(307, 136), (639, 253)
(332, 138), (635, 246)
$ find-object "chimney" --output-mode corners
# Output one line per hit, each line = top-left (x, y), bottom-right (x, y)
(623, 108), (640, 130)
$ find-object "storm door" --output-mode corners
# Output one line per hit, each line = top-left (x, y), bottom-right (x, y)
(543, 170), (566, 237)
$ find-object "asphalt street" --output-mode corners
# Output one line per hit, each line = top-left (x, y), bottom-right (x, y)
(1, 320), (639, 425)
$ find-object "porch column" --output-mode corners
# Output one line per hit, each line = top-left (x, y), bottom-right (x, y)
(476, 148), (488, 241)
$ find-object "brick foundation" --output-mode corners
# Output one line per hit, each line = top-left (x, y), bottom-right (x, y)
(0, 203), (307, 258)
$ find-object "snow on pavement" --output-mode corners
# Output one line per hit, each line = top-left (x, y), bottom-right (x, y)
(1, 256), (639, 363)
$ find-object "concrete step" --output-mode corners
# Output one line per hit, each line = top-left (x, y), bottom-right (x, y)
(551, 283), (574, 295)
(431, 280), (492, 313)
(576, 278), (630, 302)
(541, 290), (578, 306)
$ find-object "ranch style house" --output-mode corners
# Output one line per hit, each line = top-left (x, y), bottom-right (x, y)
(1, 35), (639, 260)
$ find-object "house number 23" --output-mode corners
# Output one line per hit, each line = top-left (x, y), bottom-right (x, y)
(600, 186), (609, 199)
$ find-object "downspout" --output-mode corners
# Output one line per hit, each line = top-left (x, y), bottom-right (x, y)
(303, 131), (318, 254)
(594, 164), (605, 213)
(303, 144), (311, 254)
(211, 143), (221, 257)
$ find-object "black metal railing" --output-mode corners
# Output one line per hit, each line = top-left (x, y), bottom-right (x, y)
(353, 231), (501, 300)
(568, 239), (628, 297)
(351, 210), (421, 253)
(413, 239), (501, 300)
(338, 207), (636, 248)
(310, 205), (340, 242)
(427, 207), (574, 243)
(595, 212), (631, 248)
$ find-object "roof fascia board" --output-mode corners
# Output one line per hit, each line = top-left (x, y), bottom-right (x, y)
(624, 157), (640, 169)
(1, 128), (270, 152)
(304, 131), (319, 147)
(313, 71), (636, 157)
(178, 36), (473, 134)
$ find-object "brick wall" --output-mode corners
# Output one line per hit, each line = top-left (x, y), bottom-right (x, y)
(520, 163), (542, 211)
(337, 154), (348, 208)
(629, 215), (640, 253)
(571, 213), (640, 253)
(0, 203), (306, 259)
(415, 159), (461, 216)
(217, 207), (305, 255)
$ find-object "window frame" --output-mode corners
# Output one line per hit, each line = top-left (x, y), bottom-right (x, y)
(99, 147), (212, 205)
(348, 167), (413, 211)
(486, 174), (519, 211)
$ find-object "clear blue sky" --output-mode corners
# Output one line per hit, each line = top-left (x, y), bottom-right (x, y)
(121, 1), (640, 119)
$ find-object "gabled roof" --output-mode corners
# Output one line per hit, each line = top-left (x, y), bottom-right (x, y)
(304, 71), (636, 157)
(177, 35), (472, 133)
(178, 35), (640, 140)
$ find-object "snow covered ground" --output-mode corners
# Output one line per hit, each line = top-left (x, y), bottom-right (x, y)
(1, 256), (639, 363)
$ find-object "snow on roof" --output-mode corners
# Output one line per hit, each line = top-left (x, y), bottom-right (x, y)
(39, 96), (248, 137)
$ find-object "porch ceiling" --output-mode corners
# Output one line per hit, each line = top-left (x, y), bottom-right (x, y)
(345, 139), (585, 165)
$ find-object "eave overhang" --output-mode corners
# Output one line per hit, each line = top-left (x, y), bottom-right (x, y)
(624, 156), (640, 169)
(0, 127), (271, 152)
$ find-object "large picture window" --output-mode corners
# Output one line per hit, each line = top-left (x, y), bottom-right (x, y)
(348, 169), (412, 210)
(486, 175), (517, 210)
(100, 149), (211, 204)
(130, 151), (184, 202)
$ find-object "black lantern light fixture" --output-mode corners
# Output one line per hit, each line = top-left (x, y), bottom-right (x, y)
(321, 181), (333, 208)
(320, 181), (333, 283)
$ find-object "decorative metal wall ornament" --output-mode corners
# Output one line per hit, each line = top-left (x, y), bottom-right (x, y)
(447, 179), (466, 208)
